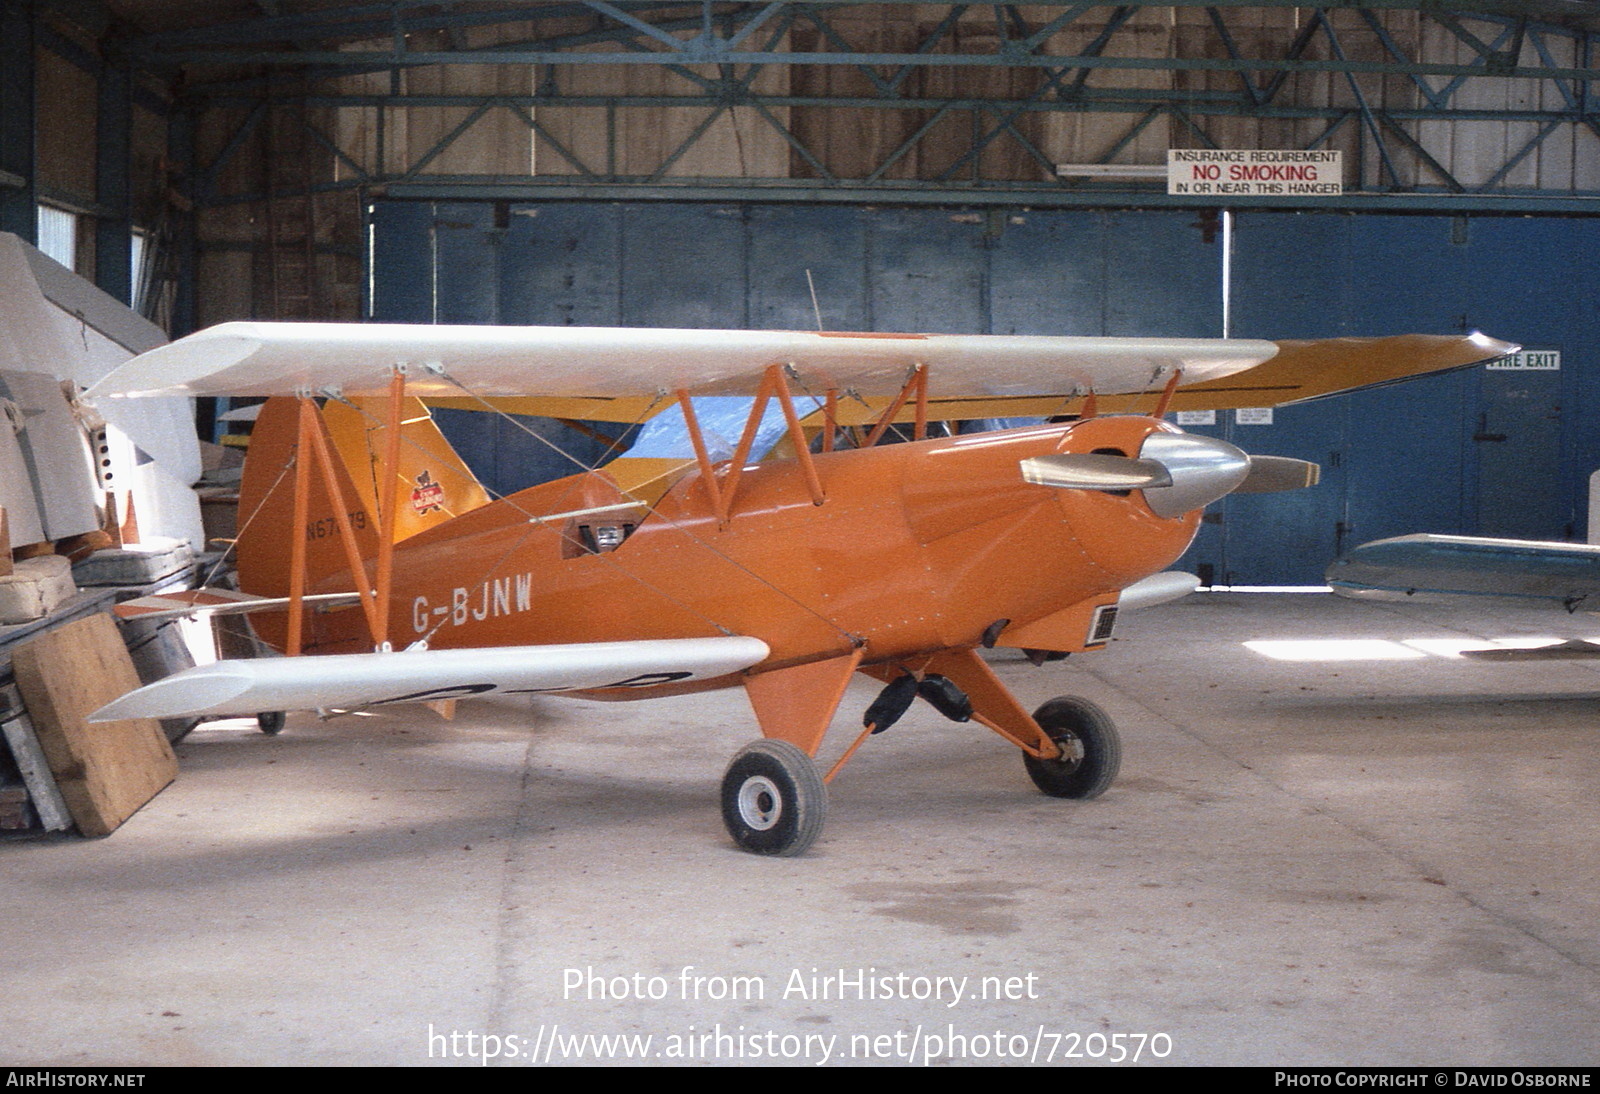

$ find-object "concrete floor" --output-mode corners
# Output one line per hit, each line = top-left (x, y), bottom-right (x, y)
(3, 592), (1598, 1067)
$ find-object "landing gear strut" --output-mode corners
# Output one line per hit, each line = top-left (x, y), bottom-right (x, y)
(720, 739), (827, 856)
(1024, 696), (1121, 799)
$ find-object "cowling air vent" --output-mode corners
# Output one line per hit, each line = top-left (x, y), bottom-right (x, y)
(1088, 604), (1118, 645)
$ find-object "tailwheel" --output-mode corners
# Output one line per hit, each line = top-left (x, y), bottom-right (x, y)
(720, 739), (826, 857)
(257, 711), (286, 736)
(1024, 696), (1121, 800)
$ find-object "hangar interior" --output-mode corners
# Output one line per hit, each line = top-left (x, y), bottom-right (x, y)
(1, 0), (1598, 1067)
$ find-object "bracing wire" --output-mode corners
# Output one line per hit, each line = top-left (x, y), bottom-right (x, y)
(199, 454), (295, 589)
(423, 370), (859, 644)
(326, 391), (741, 641)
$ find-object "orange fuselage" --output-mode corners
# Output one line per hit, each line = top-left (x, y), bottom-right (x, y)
(244, 411), (1199, 682)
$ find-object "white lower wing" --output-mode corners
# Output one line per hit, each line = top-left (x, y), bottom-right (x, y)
(91, 637), (770, 721)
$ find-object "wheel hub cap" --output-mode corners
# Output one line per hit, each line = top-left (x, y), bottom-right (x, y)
(1057, 731), (1085, 767)
(737, 776), (783, 830)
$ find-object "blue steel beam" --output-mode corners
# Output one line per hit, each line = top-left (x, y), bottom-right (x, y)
(123, 1), (1600, 53)
(1017, 3), (1098, 54)
(123, 2), (1600, 83)
(1, 1), (35, 243)
(1376, 114), (1466, 192)
(1357, 5), (1448, 110)
(190, 167), (1600, 209)
(1316, 9), (1403, 188)
(1207, 5), (1266, 108)
(143, 45), (1600, 83)
(259, 91), (1599, 122)
(159, 3), (1600, 112)
(883, 4), (970, 96)
(584, 0), (697, 50)
(366, 176), (1600, 214)
(135, 4), (1600, 217)
(1476, 119), (1564, 190)
(749, 98), (837, 179)
(1061, 5), (1138, 98)
(95, 57), (134, 303)
(645, 104), (730, 181)
(505, 104), (599, 178)
(398, 101), (492, 179)
(727, 6), (802, 97)
(167, 107), (198, 337)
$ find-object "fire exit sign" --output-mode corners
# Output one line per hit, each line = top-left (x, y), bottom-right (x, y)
(1487, 350), (1561, 370)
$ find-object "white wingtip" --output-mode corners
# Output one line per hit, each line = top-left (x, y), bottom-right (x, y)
(91, 666), (257, 722)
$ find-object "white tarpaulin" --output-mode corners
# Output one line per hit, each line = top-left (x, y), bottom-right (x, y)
(0, 233), (202, 549)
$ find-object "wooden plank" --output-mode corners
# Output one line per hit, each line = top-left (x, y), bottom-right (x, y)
(10, 613), (176, 836)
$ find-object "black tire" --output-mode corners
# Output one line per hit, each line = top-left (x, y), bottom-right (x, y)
(1023, 696), (1121, 800)
(720, 739), (827, 856)
(257, 711), (286, 736)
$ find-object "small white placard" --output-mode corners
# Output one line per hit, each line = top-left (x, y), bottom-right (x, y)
(1486, 350), (1560, 370)
(1236, 407), (1274, 425)
(1168, 149), (1342, 197)
(1175, 410), (1217, 426)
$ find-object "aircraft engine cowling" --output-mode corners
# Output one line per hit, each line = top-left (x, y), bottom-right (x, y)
(1026, 417), (1208, 589)
(830, 416), (1316, 658)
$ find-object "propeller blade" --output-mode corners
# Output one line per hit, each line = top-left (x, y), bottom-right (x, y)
(1021, 435), (1316, 514)
(1237, 455), (1321, 493)
(1020, 453), (1173, 491)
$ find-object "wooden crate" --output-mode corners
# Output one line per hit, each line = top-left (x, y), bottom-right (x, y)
(11, 613), (177, 836)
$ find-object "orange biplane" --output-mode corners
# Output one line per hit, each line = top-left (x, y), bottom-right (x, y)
(89, 324), (1512, 854)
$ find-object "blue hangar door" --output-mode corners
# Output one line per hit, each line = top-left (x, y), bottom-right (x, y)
(367, 200), (1600, 584)
(1187, 211), (1595, 585)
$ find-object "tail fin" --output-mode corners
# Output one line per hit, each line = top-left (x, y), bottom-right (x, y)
(235, 398), (382, 652)
(322, 395), (490, 543)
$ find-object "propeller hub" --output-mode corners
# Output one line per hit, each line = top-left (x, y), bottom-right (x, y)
(1138, 431), (1252, 518)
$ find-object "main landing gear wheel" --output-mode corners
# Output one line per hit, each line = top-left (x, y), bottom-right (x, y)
(257, 711), (286, 736)
(720, 739), (827, 857)
(1024, 696), (1121, 800)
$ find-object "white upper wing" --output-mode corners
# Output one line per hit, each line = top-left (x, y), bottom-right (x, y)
(85, 321), (1279, 401)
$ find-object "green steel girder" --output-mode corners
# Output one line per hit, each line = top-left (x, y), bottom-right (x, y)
(129, 3), (1600, 214)
(183, 164), (1600, 209)
(188, 90), (1600, 212)
(376, 175), (1600, 214)
(132, 2), (1600, 86)
(95, 56), (134, 304)
(1, 1), (36, 243)
(1317, 9), (1402, 185)
(209, 89), (1600, 126)
(143, 46), (1600, 83)
(120, 1), (1600, 55)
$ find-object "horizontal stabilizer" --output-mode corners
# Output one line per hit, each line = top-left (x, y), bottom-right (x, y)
(91, 636), (771, 721)
(1328, 534), (1600, 610)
